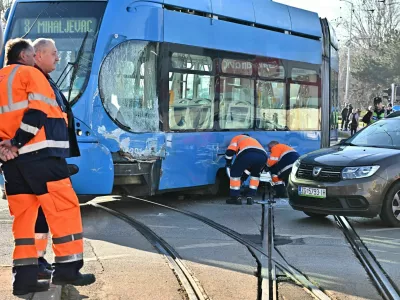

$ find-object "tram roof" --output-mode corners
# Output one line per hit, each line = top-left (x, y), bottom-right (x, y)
(148, 0), (321, 38)
(13, 0), (322, 39)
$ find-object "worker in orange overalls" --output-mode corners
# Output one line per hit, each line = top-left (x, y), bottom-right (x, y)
(0, 38), (95, 296)
(0, 38), (53, 281)
(32, 37), (83, 280)
(266, 141), (300, 198)
(225, 134), (267, 205)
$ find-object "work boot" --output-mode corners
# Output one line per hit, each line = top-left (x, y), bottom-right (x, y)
(246, 197), (254, 205)
(52, 273), (96, 286)
(38, 257), (52, 270)
(226, 196), (242, 205)
(13, 281), (50, 296)
(38, 262), (52, 280)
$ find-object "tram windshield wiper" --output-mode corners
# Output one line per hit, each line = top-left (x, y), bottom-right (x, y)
(67, 31), (89, 103)
(56, 31), (89, 102)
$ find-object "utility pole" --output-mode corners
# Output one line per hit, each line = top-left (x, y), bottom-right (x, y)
(340, 0), (354, 104)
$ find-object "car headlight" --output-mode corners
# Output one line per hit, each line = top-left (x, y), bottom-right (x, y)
(291, 159), (301, 177)
(342, 166), (380, 180)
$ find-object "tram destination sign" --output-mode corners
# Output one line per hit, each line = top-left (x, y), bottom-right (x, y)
(18, 18), (97, 35)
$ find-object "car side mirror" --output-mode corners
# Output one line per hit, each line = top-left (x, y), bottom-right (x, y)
(338, 138), (347, 145)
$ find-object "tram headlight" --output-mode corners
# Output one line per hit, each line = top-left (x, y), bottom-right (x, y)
(291, 159), (301, 179)
(341, 166), (380, 180)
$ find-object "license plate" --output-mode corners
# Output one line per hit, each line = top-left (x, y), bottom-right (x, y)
(298, 186), (326, 199)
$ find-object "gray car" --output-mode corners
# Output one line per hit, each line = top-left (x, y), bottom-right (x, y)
(288, 116), (400, 227)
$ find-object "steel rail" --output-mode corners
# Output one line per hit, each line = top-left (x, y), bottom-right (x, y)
(92, 202), (209, 300)
(335, 216), (400, 300)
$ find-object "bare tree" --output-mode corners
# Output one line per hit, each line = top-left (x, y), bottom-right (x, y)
(337, 0), (400, 109)
(339, 0), (400, 49)
(0, 0), (13, 18)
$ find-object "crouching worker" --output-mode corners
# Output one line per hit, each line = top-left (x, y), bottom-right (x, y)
(225, 134), (267, 205)
(266, 141), (300, 198)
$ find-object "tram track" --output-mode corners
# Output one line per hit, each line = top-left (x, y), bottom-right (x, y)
(91, 202), (210, 300)
(335, 216), (400, 300)
(260, 197), (277, 300)
(88, 191), (399, 300)
(101, 195), (330, 300)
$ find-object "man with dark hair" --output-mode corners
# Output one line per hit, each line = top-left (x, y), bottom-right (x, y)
(2, 38), (55, 281)
(4, 38), (36, 66)
(0, 38), (95, 296)
(371, 97), (385, 123)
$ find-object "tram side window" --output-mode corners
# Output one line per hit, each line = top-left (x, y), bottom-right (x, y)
(219, 77), (255, 129)
(256, 81), (286, 130)
(169, 54), (214, 130)
(288, 84), (320, 130)
(99, 41), (159, 132)
(287, 68), (320, 131)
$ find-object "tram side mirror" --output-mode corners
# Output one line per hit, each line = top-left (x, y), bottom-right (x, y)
(4, 8), (10, 22)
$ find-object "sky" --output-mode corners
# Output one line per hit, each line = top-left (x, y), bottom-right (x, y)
(274, 0), (342, 21)
(274, 0), (347, 38)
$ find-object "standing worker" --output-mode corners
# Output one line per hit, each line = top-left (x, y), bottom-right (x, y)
(0, 38), (95, 296)
(32, 38), (82, 280)
(225, 134), (267, 205)
(266, 141), (300, 198)
(0, 37), (53, 281)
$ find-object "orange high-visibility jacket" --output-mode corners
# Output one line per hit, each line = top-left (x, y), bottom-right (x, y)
(225, 135), (266, 161)
(0, 64), (69, 159)
(267, 144), (297, 168)
(267, 144), (299, 183)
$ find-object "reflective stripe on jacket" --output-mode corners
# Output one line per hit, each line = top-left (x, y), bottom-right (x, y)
(225, 135), (266, 160)
(267, 144), (296, 167)
(371, 110), (385, 123)
(0, 64), (70, 160)
(267, 144), (300, 180)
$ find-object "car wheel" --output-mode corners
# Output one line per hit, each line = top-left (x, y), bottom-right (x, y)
(304, 212), (328, 218)
(380, 182), (400, 227)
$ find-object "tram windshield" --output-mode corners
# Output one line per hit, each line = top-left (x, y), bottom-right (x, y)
(7, 1), (106, 103)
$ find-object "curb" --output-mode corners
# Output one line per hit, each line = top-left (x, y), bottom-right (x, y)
(31, 284), (62, 300)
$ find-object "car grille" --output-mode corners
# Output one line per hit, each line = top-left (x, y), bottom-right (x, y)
(290, 196), (343, 209)
(290, 196), (368, 210)
(296, 163), (344, 182)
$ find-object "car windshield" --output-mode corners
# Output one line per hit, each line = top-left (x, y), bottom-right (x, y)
(346, 119), (400, 149)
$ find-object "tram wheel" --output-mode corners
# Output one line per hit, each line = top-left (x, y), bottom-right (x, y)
(303, 212), (328, 218)
(380, 182), (400, 228)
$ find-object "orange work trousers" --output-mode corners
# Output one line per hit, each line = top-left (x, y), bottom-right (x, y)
(2, 157), (84, 290)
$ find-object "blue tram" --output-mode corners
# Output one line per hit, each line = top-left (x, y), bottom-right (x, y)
(1, 0), (339, 197)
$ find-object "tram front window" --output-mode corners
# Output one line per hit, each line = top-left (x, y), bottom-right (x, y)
(7, 1), (107, 104)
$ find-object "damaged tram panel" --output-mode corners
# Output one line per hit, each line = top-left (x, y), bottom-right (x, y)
(98, 40), (164, 196)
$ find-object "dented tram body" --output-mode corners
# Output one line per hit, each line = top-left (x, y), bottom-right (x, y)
(1, 0), (339, 197)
